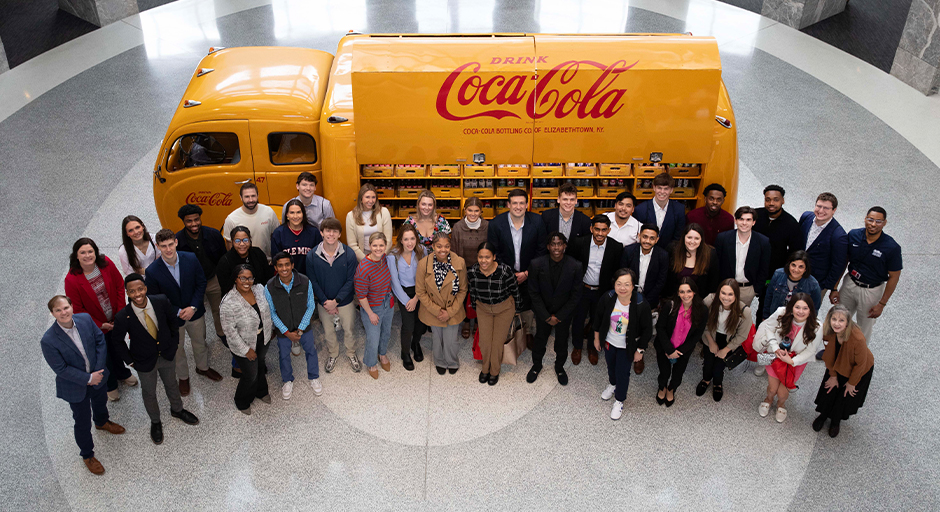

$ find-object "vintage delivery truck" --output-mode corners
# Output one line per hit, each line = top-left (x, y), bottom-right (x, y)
(152, 33), (737, 240)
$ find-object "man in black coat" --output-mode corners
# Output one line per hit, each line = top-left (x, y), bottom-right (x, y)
(620, 223), (670, 309)
(527, 232), (584, 385)
(111, 274), (198, 445)
(541, 182), (592, 241)
(714, 206), (772, 307)
(567, 215), (624, 366)
(754, 185), (802, 320)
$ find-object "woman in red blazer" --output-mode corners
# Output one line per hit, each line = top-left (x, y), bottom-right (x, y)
(64, 237), (136, 399)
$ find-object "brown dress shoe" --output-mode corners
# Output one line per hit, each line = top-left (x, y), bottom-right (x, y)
(380, 360), (391, 372)
(196, 368), (223, 382)
(179, 378), (191, 396)
(369, 367), (379, 380)
(461, 321), (471, 339)
(587, 346), (599, 365)
(83, 457), (105, 475)
(95, 421), (126, 435)
(633, 358), (645, 375)
(571, 349), (582, 365)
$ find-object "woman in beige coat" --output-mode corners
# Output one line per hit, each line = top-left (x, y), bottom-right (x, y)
(345, 183), (393, 261)
(416, 233), (468, 375)
(696, 279), (753, 402)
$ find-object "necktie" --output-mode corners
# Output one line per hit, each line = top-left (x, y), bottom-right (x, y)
(145, 313), (158, 339)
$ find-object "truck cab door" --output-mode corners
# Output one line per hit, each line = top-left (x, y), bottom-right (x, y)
(248, 119), (321, 216)
(154, 120), (254, 232)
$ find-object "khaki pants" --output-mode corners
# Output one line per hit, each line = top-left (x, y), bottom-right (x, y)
(317, 302), (358, 358)
(177, 316), (208, 379)
(840, 279), (885, 342)
(477, 298), (515, 376)
(204, 275), (223, 339)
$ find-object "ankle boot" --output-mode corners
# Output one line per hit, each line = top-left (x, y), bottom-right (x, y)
(412, 341), (424, 362)
(402, 351), (415, 371)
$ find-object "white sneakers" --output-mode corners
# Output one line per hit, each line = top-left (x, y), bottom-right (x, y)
(754, 365), (766, 376)
(282, 381), (293, 400)
(775, 407), (788, 423)
(291, 341), (302, 356)
(601, 384), (616, 401)
(758, 401), (771, 417)
(610, 401), (624, 420)
(309, 379), (323, 396)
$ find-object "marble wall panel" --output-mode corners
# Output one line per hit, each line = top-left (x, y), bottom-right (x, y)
(762, 0), (847, 29)
(57, 0), (137, 27)
(891, 46), (940, 94)
(893, 0), (940, 95)
(0, 37), (8, 74)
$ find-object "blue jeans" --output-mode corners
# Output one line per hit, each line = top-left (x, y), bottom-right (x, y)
(604, 342), (633, 402)
(276, 330), (319, 382)
(360, 294), (394, 368)
(68, 385), (110, 459)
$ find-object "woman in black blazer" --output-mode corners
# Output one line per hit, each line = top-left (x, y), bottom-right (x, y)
(664, 223), (719, 298)
(655, 276), (708, 407)
(593, 268), (653, 421)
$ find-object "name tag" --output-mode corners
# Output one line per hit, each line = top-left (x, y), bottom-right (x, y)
(872, 249), (882, 258)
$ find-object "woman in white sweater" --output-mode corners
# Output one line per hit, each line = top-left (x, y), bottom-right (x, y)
(221, 263), (273, 415)
(345, 183), (393, 261)
(753, 292), (822, 424)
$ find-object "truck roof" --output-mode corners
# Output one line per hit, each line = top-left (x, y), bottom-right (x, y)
(172, 46), (334, 124)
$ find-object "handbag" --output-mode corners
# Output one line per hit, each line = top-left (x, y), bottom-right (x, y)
(723, 346), (748, 369)
(502, 313), (527, 366)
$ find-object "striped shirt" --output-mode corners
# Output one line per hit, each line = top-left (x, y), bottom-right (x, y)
(354, 255), (394, 308)
(85, 266), (113, 321)
(468, 262), (522, 309)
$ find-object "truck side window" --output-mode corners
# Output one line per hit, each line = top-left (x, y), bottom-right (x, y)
(166, 132), (240, 171)
(268, 132), (317, 165)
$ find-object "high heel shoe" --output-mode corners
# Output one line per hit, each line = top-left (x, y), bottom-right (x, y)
(665, 388), (675, 407)
(656, 388), (666, 405)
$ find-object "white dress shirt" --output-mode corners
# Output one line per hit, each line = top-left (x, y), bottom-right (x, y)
(735, 231), (751, 284)
(605, 212), (640, 246)
(583, 239), (606, 286)
(638, 249), (653, 292)
(510, 216), (525, 271)
(131, 300), (159, 334)
(653, 200), (669, 229)
(58, 322), (91, 374)
(806, 218), (831, 249)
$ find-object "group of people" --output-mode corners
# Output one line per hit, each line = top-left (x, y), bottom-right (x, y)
(42, 171), (899, 475)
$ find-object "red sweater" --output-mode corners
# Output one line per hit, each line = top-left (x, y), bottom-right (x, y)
(354, 255), (394, 308)
(686, 207), (735, 247)
(63, 256), (126, 328)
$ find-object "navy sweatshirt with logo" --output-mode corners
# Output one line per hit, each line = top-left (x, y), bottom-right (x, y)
(270, 223), (323, 276)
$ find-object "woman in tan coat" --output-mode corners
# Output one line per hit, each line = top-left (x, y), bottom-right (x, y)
(813, 304), (874, 438)
(416, 233), (468, 375)
(696, 279), (753, 402)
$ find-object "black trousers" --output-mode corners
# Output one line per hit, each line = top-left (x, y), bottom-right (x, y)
(656, 345), (692, 390)
(232, 334), (270, 411)
(702, 332), (728, 385)
(570, 286), (599, 350)
(398, 286), (426, 351)
(104, 330), (132, 391)
(532, 316), (571, 370)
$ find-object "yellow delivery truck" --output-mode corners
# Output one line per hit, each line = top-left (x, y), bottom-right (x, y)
(152, 33), (737, 240)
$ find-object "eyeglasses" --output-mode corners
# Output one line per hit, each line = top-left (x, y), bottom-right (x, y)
(233, 238), (251, 244)
(865, 217), (885, 225)
(237, 276), (255, 282)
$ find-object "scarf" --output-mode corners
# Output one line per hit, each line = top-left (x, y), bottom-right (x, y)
(433, 253), (460, 296)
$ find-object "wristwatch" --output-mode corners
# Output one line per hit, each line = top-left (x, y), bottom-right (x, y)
(636, 349), (645, 354)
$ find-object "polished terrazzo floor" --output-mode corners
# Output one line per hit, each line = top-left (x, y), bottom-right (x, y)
(2, 1), (939, 511)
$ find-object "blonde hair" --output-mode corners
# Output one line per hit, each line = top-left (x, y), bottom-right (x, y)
(822, 304), (860, 343)
(368, 231), (388, 246)
(353, 183), (381, 226)
(416, 190), (438, 222)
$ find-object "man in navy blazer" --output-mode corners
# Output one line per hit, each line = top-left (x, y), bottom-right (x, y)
(487, 189), (547, 342)
(112, 274), (199, 445)
(541, 182), (592, 241)
(40, 295), (125, 475)
(714, 206), (772, 306)
(146, 229), (221, 397)
(620, 224), (670, 309)
(633, 173), (686, 248)
(799, 193), (848, 301)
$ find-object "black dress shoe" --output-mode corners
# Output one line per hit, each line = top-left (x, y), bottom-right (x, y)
(488, 374), (499, 386)
(812, 414), (827, 432)
(479, 372), (490, 384)
(695, 380), (710, 397)
(526, 366), (542, 384)
(712, 384), (724, 402)
(150, 422), (164, 445)
(412, 341), (424, 362)
(656, 389), (666, 405)
(828, 420), (841, 438)
(171, 409), (200, 425)
(555, 368), (568, 386)
(436, 366), (446, 375)
(665, 389), (676, 407)
(402, 352), (415, 372)
(448, 368), (458, 375)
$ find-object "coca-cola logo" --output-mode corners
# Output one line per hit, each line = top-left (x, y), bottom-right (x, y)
(186, 191), (233, 207)
(436, 58), (638, 121)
